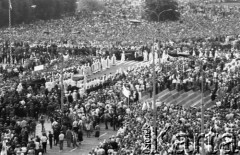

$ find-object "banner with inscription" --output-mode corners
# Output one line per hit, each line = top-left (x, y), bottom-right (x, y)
(142, 123), (151, 154)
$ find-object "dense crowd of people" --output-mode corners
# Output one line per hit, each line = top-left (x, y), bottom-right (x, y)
(89, 37), (240, 154)
(1, 0), (240, 155)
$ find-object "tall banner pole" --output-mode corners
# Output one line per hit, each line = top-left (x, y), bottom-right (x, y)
(152, 39), (157, 152)
(201, 61), (205, 155)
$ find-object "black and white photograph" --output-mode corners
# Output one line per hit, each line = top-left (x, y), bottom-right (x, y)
(1, 0), (240, 154)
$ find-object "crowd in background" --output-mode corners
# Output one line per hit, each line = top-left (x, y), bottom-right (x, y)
(1, 0), (240, 155)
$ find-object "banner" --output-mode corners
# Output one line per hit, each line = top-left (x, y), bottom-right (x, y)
(142, 123), (151, 154)
(122, 85), (131, 97)
(34, 65), (44, 71)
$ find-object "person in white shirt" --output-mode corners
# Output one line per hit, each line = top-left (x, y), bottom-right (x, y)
(73, 119), (78, 132)
(41, 133), (48, 153)
(59, 132), (65, 151)
(35, 140), (40, 151)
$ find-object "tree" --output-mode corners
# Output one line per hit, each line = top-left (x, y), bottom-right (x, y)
(0, 0), (9, 27)
(76, 0), (105, 18)
(144, 0), (180, 22)
(0, 0), (77, 27)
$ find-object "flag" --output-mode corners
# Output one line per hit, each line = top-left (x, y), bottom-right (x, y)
(122, 85), (131, 97)
(9, 0), (12, 10)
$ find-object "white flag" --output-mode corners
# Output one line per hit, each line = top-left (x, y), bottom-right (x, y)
(122, 85), (131, 98)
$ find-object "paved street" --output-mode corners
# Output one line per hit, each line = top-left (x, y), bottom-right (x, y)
(35, 120), (117, 155)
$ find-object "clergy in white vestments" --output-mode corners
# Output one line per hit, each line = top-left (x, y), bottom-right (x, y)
(154, 51), (158, 61)
(161, 50), (168, 63)
(72, 90), (77, 102)
(106, 56), (110, 69)
(143, 50), (148, 62)
(79, 88), (85, 97)
(215, 49), (219, 59)
(16, 83), (23, 93)
(149, 52), (153, 63)
(111, 54), (116, 66)
(101, 57), (106, 70)
(95, 59), (98, 72)
(199, 50), (203, 57)
(87, 63), (92, 76)
(121, 51), (125, 62)
(104, 58), (107, 70)
(209, 50), (213, 58)
(91, 61), (96, 74)
(97, 59), (101, 72)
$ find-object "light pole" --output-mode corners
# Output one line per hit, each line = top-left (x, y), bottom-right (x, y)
(60, 29), (64, 114)
(31, 5), (37, 21)
(145, 9), (176, 153)
(192, 22), (205, 155)
(9, 0), (12, 65)
(148, 9), (176, 68)
(152, 39), (159, 152)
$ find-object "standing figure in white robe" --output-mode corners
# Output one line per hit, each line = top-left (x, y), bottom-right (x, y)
(204, 50), (208, 57)
(143, 50), (148, 62)
(111, 54), (116, 66)
(199, 50), (203, 58)
(215, 50), (219, 59)
(101, 57), (106, 70)
(87, 63), (92, 76)
(192, 50), (196, 56)
(161, 50), (167, 63)
(106, 56), (110, 69)
(154, 51), (158, 61)
(72, 90), (77, 102)
(149, 52), (153, 63)
(83, 64), (88, 76)
(97, 59), (100, 72)
(121, 51), (125, 62)
(91, 61), (96, 74)
(209, 50), (213, 58)
(16, 83), (23, 93)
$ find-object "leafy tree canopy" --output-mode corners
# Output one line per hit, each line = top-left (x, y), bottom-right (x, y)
(144, 0), (180, 22)
(0, 0), (76, 27)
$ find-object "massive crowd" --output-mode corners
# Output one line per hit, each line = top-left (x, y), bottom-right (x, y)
(1, 0), (240, 155)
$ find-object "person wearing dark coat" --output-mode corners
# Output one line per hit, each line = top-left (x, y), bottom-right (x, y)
(48, 131), (53, 149)
(77, 128), (83, 145)
(68, 93), (73, 103)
